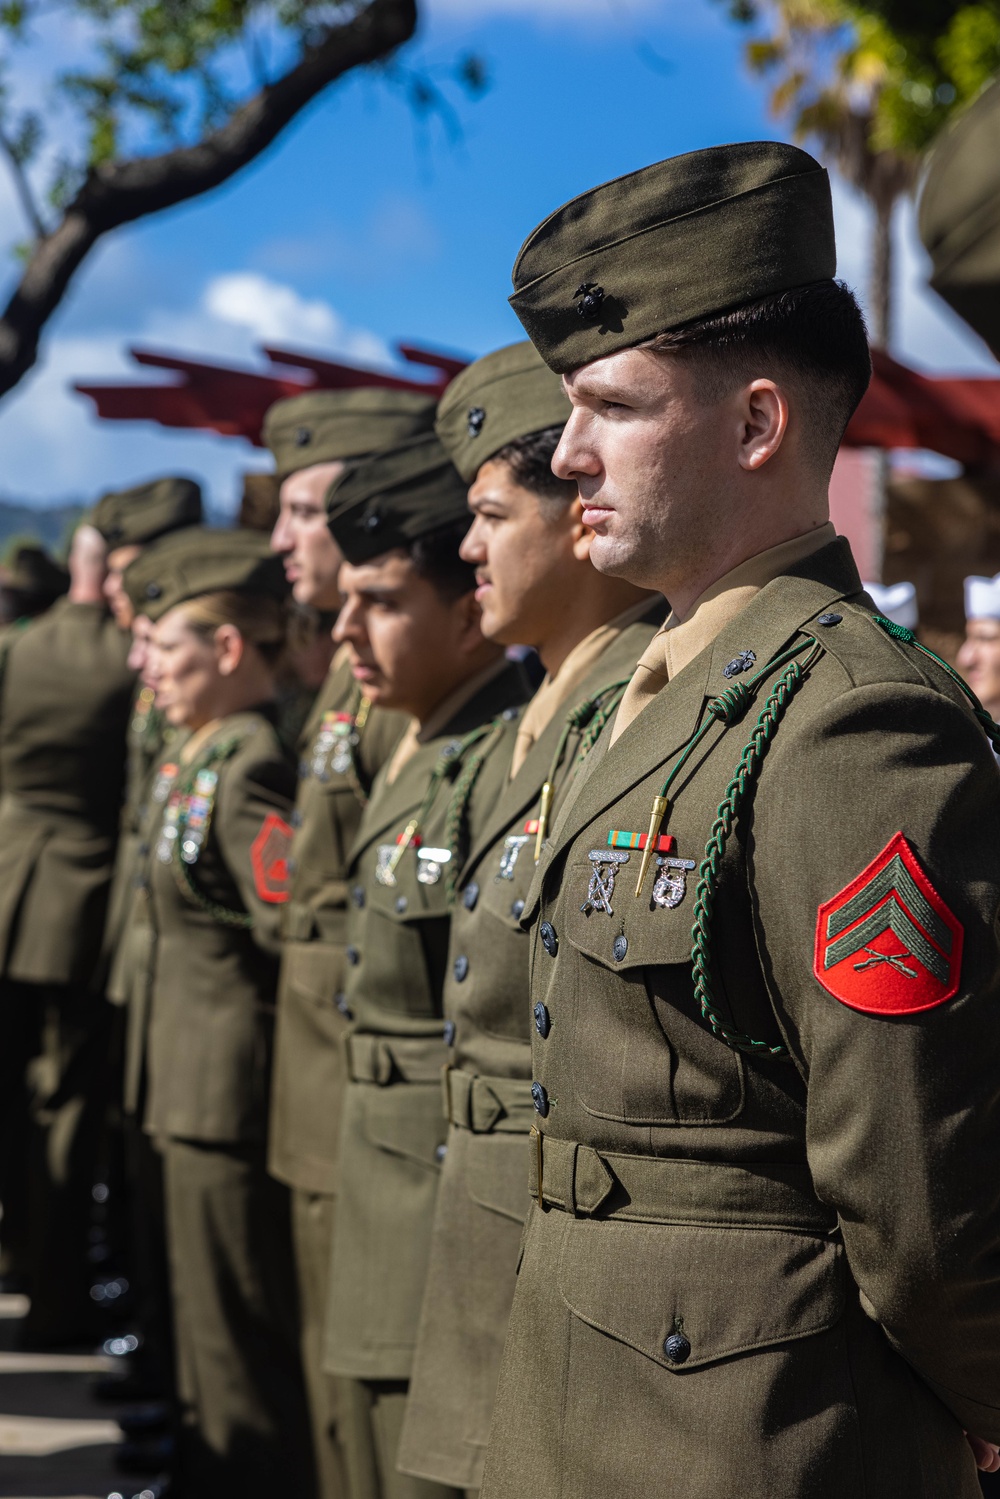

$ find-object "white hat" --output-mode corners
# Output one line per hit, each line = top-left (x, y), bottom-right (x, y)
(965, 573), (1000, 621)
(863, 580), (918, 631)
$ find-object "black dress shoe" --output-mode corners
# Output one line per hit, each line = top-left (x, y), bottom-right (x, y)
(118, 1402), (170, 1437)
(114, 1434), (174, 1474)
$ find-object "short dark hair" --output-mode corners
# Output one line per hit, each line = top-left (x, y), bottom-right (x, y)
(492, 426), (576, 511)
(409, 517), (476, 602)
(647, 279), (871, 473)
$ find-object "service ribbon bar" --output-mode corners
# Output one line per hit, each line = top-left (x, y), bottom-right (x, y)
(607, 829), (675, 853)
(524, 819), (540, 835)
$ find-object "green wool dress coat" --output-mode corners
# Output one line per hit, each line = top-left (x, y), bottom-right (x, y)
(323, 661), (530, 1383)
(399, 607), (664, 1490)
(0, 598), (134, 985)
(268, 652), (408, 1195)
(481, 539), (1000, 1499)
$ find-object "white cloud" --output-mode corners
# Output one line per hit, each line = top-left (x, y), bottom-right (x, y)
(0, 272), (393, 509)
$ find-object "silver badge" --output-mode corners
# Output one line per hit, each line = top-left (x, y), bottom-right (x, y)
(652, 856), (697, 909)
(497, 834), (530, 881)
(581, 849), (629, 916)
(375, 844), (398, 887)
(417, 847), (452, 885)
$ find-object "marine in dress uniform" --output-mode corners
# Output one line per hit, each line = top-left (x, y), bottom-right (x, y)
(135, 528), (314, 1496)
(322, 434), (531, 1499)
(0, 520), (134, 1345)
(480, 143), (1000, 1498)
(397, 341), (664, 1491)
(264, 390), (433, 1499)
(959, 572), (1000, 729)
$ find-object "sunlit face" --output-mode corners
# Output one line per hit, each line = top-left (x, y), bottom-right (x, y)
(104, 543), (141, 629)
(334, 550), (482, 718)
(128, 613), (155, 680)
(460, 458), (579, 646)
(553, 347), (735, 592)
(270, 461), (344, 609)
(146, 605), (225, 729)
(958, 618), (1000, 718)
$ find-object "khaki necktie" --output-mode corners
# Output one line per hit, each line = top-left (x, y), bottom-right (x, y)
(608, 628), (672, 744)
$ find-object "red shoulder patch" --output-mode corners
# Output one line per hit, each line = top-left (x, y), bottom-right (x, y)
(250, 812), (293, 904)
(814, 832), (963, 1016)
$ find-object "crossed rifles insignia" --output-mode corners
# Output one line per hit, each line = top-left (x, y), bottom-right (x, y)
(814, 832), (963, 1016)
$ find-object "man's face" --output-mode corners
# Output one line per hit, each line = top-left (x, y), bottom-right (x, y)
(270, 461), (344, 609)
(104, 543), (141, 629)
(553, 347), (732, 593)
(334, 550), (483, 719)
(958, 618), (1000, 717)
(460, 459), (578, 647)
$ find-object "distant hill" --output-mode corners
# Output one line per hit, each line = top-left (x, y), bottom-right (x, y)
(0, 499), (87, 559)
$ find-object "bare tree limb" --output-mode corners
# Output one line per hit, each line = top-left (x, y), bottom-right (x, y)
(0, 126), (46, 240)
(0, 0), (417, 400)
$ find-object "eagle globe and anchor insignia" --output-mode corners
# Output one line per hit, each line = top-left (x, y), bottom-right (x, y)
(814, 831), (963, 1015)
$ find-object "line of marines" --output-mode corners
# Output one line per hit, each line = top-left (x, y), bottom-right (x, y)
(3, 138), (1000, 1499)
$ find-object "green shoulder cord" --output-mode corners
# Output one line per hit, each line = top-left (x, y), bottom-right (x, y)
(627, 636), (825, 1062)
(385, 722), (497, 894)
(533, 680), (631, 862)
(169, 734), (254, 929)
(872, 614), (1000, 751)
(442, 719), (509, 898)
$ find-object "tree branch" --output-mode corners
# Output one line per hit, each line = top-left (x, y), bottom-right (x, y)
(0, 0), (417, 400)
(0, 127), (45, 240)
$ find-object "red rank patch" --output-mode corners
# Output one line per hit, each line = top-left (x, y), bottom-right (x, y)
(813, 832), (963, 1016)
(250, 813), (293, 904)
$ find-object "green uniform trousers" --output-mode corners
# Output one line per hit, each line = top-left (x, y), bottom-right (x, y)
(339, 1376), (473, 1499)
(163, 1137), (316, 1498)
(292, 1186), (351, 1499)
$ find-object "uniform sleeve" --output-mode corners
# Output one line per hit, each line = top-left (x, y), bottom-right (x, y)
(215, 733), (297, 957)
(750, 678), (1000, 1440)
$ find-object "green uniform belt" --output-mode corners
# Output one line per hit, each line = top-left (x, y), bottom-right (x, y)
(282, 898), (348, 943)
(529, 1130), (836, 1232)
(346, 1032), (450, 1086)
(442, 1068), (536, 1134)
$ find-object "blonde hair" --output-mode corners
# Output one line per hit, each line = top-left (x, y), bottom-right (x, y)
(179, 590), (289, 667)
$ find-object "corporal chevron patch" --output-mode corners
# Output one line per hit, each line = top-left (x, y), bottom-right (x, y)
(814, 832), (963, 1015)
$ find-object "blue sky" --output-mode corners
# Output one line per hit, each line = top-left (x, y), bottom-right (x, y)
(0, 0), (995, 511)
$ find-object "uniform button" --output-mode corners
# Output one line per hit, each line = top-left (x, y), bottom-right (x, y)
(511, 899), (525, 919)
(334, 993), (353, 1019)
(463, 882), (479, 910)
(346, 945), (360, 966)
(533, 1002), (551, 1039)
(453, 955), (469, 983)
(395, 896), (408, 914)
(290, 809), (303, 828)
(613, 934), (628, 962)
(817, 612), (842, 627)
(435, 1143), (447, 1163)
(540, 922), (558, 956)
(531, 1081), (549, 1116)
(663, 1332), (691, 1364)
(351, 886), (365, 908)
(443, 1020), (456, 1046)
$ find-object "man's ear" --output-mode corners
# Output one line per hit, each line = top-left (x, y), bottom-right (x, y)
(738, 378), (789, 472)
(566, 496), (595, 562)
(215, 622), (245, 677)
(454, 588), (487, 654)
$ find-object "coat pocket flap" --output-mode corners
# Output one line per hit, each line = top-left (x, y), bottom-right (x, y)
(558, 1218), (845, 1372)
(361, 1080), (446, 1170)
(562, 856), (696, 970)
(465, 1132), (533, 1224)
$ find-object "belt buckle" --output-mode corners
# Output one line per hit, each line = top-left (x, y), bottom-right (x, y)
(530, 1124), (543, 1207)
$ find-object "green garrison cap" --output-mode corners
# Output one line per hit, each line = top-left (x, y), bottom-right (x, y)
(327, 433), (470, 566)
(123, 526), (289, 622)
(262, 388), (438, 480)
(919, 77), (1000, 358)
(2, 545), (69, 598)
(90, 477), (203, 548)
(510, 141), (836, 374)
(435, 341), (571, 482)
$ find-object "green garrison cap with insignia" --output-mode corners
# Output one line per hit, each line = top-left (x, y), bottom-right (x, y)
(123, 526), (290, 622)
(90, 476), (203, 549)
(262, 388), (438, 480)
(327, 432), (470, 566)
(435, 341), (571, 482)
(510, 140), (836, 374)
